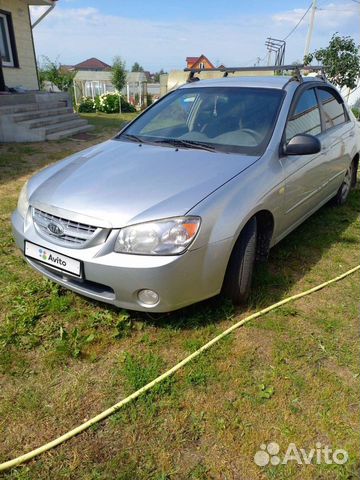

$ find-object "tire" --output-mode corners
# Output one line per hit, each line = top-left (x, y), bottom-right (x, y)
(333, 161), (354, 206)
(222, 217), (257, 305)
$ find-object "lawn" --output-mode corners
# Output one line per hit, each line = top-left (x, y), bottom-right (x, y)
(0, 114), (359, 480)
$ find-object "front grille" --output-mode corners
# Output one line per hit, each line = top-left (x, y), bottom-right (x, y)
(33, 208), (99, 247)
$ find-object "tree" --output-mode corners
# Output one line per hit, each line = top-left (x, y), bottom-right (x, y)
(131, 62), (144, 72)
(112, 56), (127, 92)
(304, 34), (360, 90)
(153, 69), (166, 83)
(39, 56), (76, 91)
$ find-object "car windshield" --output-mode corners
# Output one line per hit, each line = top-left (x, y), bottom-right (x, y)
(117, 86), (284, 155)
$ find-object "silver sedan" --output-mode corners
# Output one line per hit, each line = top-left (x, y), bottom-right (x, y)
(12, 75), (359, 311)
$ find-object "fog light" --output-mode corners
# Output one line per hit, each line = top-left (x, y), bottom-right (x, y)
(137, 289), (159, 306)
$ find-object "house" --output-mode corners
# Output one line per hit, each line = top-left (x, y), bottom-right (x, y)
(73, 57), (111, 72)
(186, 54), (215, 70)
(0, 0), (93, 142)
(0, 0), (50, 91)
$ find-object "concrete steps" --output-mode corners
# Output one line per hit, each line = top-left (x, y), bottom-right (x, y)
(0, 93), (94, 142)
(0, 101), (67, 115)
(47, 124), (95, 140)
(11, 107), (73, 122)
(46, 118), (89, 135)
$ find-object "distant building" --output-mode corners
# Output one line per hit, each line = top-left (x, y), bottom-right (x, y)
(72, 61), (154, 107)
(73, 57), (111, 72)
(186, 55), (215, 70)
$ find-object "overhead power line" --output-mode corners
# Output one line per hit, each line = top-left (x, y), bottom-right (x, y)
(283, 3), (312, 40)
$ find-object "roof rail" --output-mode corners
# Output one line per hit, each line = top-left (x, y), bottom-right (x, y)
(184, 64), (326, 83)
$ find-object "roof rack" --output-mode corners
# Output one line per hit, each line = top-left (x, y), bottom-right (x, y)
(184, 64), (326, 84)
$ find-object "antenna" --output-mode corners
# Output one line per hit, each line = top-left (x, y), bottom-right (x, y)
(265, 38), (286, 67)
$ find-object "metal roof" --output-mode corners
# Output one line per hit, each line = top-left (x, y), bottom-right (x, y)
(180, 75), (326, 90)
(180, 76), (291, 89)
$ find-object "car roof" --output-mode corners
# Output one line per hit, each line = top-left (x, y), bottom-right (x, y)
(179, 75), (326, 90)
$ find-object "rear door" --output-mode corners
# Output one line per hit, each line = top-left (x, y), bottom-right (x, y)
(315, 86), (353, 197)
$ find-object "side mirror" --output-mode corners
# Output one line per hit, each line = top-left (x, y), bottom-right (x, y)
(284, 134), (321, 156)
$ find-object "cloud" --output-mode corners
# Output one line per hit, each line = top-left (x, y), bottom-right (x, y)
(272, 2), (358, 31)
(30, 3), (359, 71)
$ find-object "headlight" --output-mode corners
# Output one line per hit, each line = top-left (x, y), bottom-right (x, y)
(114, 216), (201, 255)
(17, 180), (29, 219)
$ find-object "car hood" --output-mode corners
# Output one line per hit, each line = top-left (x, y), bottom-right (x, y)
(29, 139), (258, 228)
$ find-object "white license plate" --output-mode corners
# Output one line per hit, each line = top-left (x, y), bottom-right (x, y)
(25, 241), (82, 277)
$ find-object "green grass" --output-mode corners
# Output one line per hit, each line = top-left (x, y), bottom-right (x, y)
(80, 112), (139, 132)
(0, 118), (359, 479)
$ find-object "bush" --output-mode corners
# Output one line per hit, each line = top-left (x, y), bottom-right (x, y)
(121, 97), (136, 113)
(96, 93), (119, 113)
(77, 94), (136, 114)
(77, 97), (96, 113)
(95, 93), (136, 114)
(352, 107), (360, 120)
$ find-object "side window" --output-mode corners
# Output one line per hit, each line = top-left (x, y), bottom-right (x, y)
(286, 88), (321, 142)
(317, 88), (346, 130)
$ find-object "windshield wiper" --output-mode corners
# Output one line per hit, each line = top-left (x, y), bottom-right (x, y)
(121, 133), (145, 143)
(154, 138), (217, 152)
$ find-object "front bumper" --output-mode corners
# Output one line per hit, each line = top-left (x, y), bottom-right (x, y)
(12, 209), (232, 312)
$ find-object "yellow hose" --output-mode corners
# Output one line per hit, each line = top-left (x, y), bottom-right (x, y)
(1, 264), (359, 472)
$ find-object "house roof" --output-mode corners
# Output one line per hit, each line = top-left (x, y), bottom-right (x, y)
(25, 0), (58, 7)
(28, 1), (58, 5)
(73, 58), (111, 70)
(186, 54), (215, 69)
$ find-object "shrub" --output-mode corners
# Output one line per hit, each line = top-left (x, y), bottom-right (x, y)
(121, 97), (136, 113)
(95, 93), (136, 114)
(77, 94), (136, 114)
(352, 107), (360, 120)
(146, 93), (153, 106)
(77, 96), (96, 113)
(96, 93), (119, 113)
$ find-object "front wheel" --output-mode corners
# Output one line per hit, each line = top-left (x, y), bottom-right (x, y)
(222, 217), (257, 305)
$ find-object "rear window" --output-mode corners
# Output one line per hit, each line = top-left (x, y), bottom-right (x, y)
(317, 88), (346, 130)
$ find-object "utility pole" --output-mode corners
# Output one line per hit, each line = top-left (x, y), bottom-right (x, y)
(304, 0), (317, 58)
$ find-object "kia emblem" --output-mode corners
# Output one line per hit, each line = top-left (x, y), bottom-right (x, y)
(47, 221), (64, 237)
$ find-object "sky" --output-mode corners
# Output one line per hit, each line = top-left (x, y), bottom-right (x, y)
(30, 0), (360, 72)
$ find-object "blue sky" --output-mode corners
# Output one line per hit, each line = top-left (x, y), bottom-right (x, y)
(31, 0), (359, 72)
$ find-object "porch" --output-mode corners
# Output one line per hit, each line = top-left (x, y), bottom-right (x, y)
(0, 91), (94, 142)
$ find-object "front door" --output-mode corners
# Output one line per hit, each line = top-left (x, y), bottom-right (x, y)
(280, 87), (329, 234)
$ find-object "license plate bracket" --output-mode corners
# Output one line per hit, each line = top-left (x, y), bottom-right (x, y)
(25, 241), (82, 278)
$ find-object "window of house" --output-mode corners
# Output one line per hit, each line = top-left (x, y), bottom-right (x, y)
(286, 88), (321, 141)
(199, 62), (205, 69)
(0, 11), (17, 68)
(317, 87), (346, 130)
